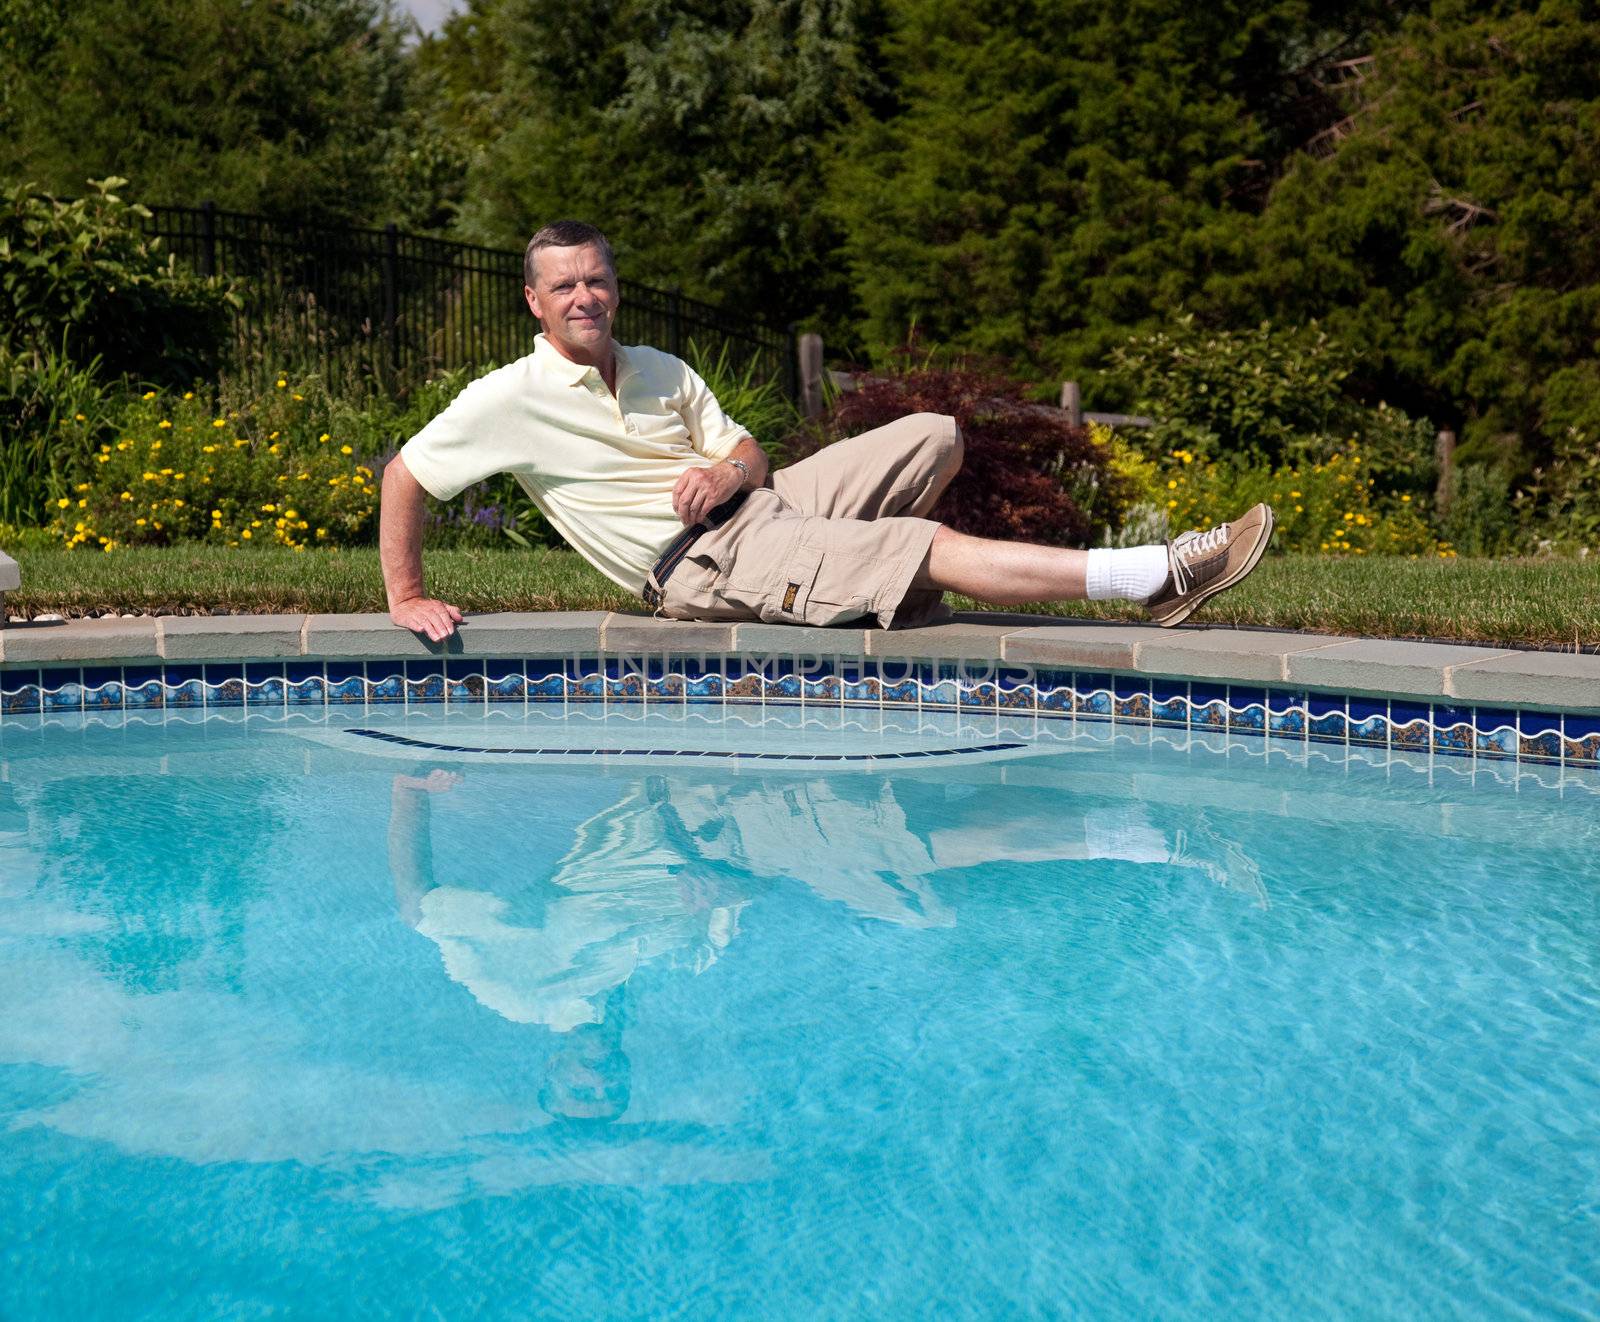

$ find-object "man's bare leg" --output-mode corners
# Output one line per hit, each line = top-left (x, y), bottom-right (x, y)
(912, 503), (1276, 621)
(912, 526), (1094, 603)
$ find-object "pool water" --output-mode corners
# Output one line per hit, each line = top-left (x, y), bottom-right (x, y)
(1, 705), (1597, 1319)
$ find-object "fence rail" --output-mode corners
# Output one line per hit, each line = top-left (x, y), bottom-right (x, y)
(144, 202), (797, 398)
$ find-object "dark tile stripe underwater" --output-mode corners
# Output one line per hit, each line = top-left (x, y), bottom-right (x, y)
(0, 657), (1596, 766)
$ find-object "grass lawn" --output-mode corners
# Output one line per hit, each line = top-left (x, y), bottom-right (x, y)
(4, 544), (1598, 650)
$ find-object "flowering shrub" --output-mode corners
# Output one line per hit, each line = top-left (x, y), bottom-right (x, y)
(790, 352), (1122, 546)
(1154, 443), (1449, 557)
(54, 380), (378, 550)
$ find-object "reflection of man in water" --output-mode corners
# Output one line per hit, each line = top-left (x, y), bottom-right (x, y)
(388, 766), (1263, 1050)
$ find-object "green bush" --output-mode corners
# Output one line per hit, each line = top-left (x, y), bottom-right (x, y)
(1107, 318), (1438, 486)
(0, 340), (119, 523)
(55, 378), (380, 551)
(0, 177), (233, 386)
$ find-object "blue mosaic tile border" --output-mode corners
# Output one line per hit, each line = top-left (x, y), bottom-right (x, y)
(2, 655), (1596, 767)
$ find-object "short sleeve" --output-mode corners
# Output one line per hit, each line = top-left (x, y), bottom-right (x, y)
(677, 364), (748, 461)
(398, 372), (514, 501)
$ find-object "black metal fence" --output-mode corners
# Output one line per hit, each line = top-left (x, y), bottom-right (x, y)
(143, 202), (797, 398)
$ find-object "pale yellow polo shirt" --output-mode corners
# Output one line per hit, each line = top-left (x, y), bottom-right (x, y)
(400, 334), (748, 593)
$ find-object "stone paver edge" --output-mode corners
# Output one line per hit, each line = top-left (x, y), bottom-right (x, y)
(0, 610), (1595, 711)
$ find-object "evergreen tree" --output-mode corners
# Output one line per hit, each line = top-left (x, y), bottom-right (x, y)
(1207, 0), (1600, 467)
(438, 0), (873, 325)
(0, 0), (429, 226)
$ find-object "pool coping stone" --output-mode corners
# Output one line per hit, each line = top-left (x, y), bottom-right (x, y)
(0, 609), (1595, 713)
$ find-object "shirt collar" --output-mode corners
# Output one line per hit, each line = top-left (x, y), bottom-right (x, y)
(534, 332), (628, 389)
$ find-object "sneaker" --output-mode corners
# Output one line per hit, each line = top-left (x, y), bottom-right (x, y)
(1145, 503), (1275, 628)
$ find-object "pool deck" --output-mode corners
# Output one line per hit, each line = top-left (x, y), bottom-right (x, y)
(0, 609), (1595, 713)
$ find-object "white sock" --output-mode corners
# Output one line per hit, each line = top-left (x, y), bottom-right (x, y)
(1084, 545), (1170, 601)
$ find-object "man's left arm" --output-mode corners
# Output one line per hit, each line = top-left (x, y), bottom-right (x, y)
(671, 434), (768, 527)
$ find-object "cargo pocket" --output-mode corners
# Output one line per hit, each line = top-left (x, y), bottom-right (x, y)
(758, 545), (823, 624)
(658, 550), (729, 620)
(763, 546), (873, 626)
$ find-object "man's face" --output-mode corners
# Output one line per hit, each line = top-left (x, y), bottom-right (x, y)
(524, 243), (619, 362)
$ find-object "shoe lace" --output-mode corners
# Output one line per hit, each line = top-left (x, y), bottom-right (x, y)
(1168, 522), (1230, 594)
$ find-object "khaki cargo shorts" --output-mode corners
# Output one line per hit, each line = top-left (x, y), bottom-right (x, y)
(656, 412), (961, 630)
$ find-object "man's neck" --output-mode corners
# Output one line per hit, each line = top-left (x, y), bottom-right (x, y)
(545, 334), (618, 394)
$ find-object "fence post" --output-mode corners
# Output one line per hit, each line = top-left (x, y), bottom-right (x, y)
(383, 223), (400, 378)
(1060, 380), (1083, 428)
(798, 332), (825, 419)
(200, 200), (217, 278)
(1435, 429), (1457, 515)
(669, 289), (684, 359)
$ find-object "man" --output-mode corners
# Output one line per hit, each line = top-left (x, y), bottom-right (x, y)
(381, 220), (1273, 641)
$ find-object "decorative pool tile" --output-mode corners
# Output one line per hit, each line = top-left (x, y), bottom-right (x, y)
(960, 682), (997, 710)
(526, 673), (565, 701)
(1190, 684), (1229, 731)
(1, 655), (1595, 776)
(880, 678), (919, 706)
(1348, 700), (1389, 746)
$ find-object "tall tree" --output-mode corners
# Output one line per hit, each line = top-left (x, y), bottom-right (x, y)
(0, 0), (431, 226)
(438, 0), (874, 325)
(1205, 0), (1600, 466)
(824, 0), (1416, 376)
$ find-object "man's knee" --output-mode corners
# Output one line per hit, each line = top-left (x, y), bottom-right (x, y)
(905, 411), (963, 475)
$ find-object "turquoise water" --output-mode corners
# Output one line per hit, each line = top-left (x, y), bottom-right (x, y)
(1, 705), (1597, 1320)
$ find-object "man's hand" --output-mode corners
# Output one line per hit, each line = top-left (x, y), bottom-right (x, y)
(672, 461), (744, 527)
(391, 595), (464, 642)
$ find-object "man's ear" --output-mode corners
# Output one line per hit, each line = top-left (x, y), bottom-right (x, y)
(523, 284), (541, 320)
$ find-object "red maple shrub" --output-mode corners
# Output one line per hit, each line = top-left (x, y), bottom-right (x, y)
(784, 355), (1120, 546)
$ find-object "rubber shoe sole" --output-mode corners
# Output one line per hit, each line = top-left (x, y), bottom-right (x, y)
(1147, 503), (1276, 628)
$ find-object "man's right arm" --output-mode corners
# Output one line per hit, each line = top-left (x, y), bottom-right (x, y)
(380, 453), (464, 642)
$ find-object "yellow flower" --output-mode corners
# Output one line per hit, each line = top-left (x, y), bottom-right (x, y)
(261, 503), (277, 512)
(212, 419), (226, 428)
(202, 444), (216, 454)
(142, 390), (156, 400)
(319, 433), (330, 443)
(276, 379), (287, 389)
(173, 499), (185, 508)
(251, 519), (262, 528)
(103, 541), (115, 553)
(292, 393), (303, 401)
(242, 528), (252, 539)
(96, 454), (110, 463)
(1401, 493), (1411, 503)
(120, 491), (132, 502)
(77, 498), (86, 507)
(136, 519), (146, 527)
(340, 445), (353, 455)
(270, 431), (279, 440)
(74, 412), (86, 421)
(74, 521), (85, 532)
(158, 420), (172, 429)
(1167, 499), (1177, 508)
(268, 443), (280, 454)
(160, 468), (173, 476)
(183, 391), (194, 400)
(1166, 479), (1177, 489)
(316, 528), (327, 538)
(285, 509), (299, 519)
(1294, 504), (1303, 513)
(57, 497), (71, 508)
(1343, 511), (1354, 521)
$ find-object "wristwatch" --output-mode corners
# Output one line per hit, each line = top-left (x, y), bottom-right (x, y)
(726, 457), (750, 485)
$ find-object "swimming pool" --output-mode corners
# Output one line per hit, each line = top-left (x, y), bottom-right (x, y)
(1, 700), (1596, 1318)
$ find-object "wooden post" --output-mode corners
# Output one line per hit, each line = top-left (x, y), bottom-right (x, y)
(199, 200), (218, 278)
(798, 332), (825, 419)
(382, 223), (401, 377)
(1060, 380), (1083, 428)
(1435, 429), (1456, 514)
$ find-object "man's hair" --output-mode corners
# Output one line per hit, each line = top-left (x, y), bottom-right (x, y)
(523, 220), (616, 289)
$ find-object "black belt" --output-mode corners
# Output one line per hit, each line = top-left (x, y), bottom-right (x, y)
(642, 490), (748, 608)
